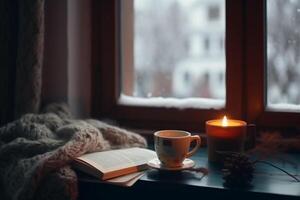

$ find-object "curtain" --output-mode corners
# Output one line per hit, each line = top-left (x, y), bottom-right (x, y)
(0, 0), (92, 126)
(0, 0), (44, 125)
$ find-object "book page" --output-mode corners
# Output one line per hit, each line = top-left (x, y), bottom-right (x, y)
(105, 171), (145, 187)
(75, 148), (156, 173)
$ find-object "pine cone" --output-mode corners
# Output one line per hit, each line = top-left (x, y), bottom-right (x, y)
(222, 153), (254, 187)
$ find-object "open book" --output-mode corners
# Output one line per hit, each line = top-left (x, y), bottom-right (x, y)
(73, 148), (156, 186)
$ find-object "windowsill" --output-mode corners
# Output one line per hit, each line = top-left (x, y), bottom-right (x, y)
(267, 104), (300, 113)
(78, 148), (300, 200)
(118, 94), (225, 110)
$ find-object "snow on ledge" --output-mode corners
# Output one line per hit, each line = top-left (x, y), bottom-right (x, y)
(118, 94), (225, 110)
(267, 103), (300, 113)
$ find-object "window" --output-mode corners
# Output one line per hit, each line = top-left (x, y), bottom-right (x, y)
(245, 0), (300, 128)
(204, 37), (210, 52)
(121, 0), (225, 105)
(267, 0), (300, 112)
(208, 5), (220, 21)
(92, 0), (299, 131)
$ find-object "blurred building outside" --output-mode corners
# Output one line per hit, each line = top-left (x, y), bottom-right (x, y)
(123, 0), (300, 110)
(132, 0), (225, 100)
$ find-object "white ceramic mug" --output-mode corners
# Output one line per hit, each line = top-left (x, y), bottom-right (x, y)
(154, 130), (201, 168)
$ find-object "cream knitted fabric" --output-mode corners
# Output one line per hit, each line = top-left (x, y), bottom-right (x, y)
(0, 110), (146, 200)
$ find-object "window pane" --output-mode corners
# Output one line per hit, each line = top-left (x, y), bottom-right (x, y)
(267, 0), (300, 111)
(121, 0), (226, 108)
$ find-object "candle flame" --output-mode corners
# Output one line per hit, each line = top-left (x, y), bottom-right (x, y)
(222, 116), (228, 127)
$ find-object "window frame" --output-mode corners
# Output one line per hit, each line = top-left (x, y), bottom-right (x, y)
(91, 0), (300, 132)
(245, 0), (300, 128)
(91, 0), (244, 132)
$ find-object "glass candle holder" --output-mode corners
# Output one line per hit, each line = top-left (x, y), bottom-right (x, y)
(206, 117), (247, 163)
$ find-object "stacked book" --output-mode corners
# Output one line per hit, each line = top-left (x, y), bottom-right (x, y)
(73, 148), (156, 187)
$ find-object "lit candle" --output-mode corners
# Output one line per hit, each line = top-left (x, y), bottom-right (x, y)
(222, 116), (228, 126)
(206, 116), (247, 163)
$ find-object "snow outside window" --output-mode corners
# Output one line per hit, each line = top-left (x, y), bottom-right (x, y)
(267, 0), (300, 112)
(120, 0), (226, 109)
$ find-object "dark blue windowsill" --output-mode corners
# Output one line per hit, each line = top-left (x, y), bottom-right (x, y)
(78, 148), (300, 200)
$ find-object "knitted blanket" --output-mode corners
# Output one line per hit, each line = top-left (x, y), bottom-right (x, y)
(0, 106), (147, 200)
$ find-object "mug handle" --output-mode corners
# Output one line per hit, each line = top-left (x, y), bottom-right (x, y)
(186, 135), (201, 158)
